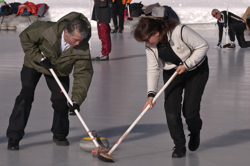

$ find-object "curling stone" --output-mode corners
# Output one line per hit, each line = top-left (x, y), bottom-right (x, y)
(1, 23), (7, 30)
(7, 23), (17, 31)
(79, 131), (109, 152)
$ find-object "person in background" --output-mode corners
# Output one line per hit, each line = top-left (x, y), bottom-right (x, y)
(111, 0), (132, 33)
(6, 12), (93, 150)
(133, 18), (209, 158)
(212, 9), (250, 48)
(91, 0), (112, 61)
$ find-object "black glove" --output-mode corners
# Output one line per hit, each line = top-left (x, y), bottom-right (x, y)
(40, 57), (52, 70)
(68, 101), (80, 116)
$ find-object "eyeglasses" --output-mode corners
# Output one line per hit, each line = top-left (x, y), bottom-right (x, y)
(144, 33), (153, 42)
(213, 12), (218, 17)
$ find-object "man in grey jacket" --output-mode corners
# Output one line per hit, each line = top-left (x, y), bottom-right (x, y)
(7, 12), (93, 150)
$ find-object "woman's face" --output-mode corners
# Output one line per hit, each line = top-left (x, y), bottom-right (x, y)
(144, 31), (161, 46)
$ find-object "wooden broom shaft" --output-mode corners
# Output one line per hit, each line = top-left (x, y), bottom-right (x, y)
(49, 68), (100, 148)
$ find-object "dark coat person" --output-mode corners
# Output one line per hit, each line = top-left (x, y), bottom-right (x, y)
(92, 0), (112, 24)
(92, 0), (112, 61)
(212, 9), (250, 48)
(111, 0), (132, 33)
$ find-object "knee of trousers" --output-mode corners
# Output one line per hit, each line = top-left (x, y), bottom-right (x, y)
(186, 113), (202, 123)
(238, 42), (248, 48)
(51, 98), (69, 117)
(183, 104), (201, 119)
(166, 113), (182, 124)
(17, 86), (35, 104)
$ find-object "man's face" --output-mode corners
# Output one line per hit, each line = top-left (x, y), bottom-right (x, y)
(64, 30), (84, 47)
(212, 11), (221, 20)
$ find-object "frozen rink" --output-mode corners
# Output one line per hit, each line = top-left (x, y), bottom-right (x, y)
(1, 22), (250, 166)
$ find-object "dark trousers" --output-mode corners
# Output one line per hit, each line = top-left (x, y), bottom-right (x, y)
(112, 2), (125, 30)
(163, 58), (209, 146)
(229, 22), (250, 48)
(7, 65), (70, 140)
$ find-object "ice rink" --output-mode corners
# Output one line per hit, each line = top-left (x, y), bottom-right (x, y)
(1, 21), (250, 166)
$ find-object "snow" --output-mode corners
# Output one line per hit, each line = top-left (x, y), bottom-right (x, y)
(3, 0), (250, 27)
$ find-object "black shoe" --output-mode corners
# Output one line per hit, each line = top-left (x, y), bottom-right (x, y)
(118, 29), (123, 33)
(93, 55), (109, 61)
(188, 131), (200, 151)
(172, 145), (186, 158)
(111, 29), (118, 33)
(228, 43), (236, 48)
(223, 43), (235, 48)
(53, 136), (69, 146)
(223, 43), (231, 48)
(8, 138), (20, 150)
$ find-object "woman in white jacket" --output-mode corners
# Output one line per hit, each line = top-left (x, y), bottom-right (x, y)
(133, 18), (209, 158)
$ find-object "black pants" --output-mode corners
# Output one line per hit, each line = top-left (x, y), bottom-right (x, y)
(229, 22), (250, 48)
(112, 2), (125, 30)
(163, 58), (209, 146)
(7, 65), (70, 140)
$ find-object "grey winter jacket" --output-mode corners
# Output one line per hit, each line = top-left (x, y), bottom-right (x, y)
(20, 12), (93, 105)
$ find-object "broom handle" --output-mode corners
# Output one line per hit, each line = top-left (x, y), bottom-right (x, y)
(127, 3), (131, 17)
(226, 2), (229, 44)
(47, 65), (101, 148)
(108, 71), (178, 155)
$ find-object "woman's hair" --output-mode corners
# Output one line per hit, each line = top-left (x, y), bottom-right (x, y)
(133, 18), (179, 43)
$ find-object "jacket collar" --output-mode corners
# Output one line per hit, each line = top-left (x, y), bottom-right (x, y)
(218, 12), (225, 23)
